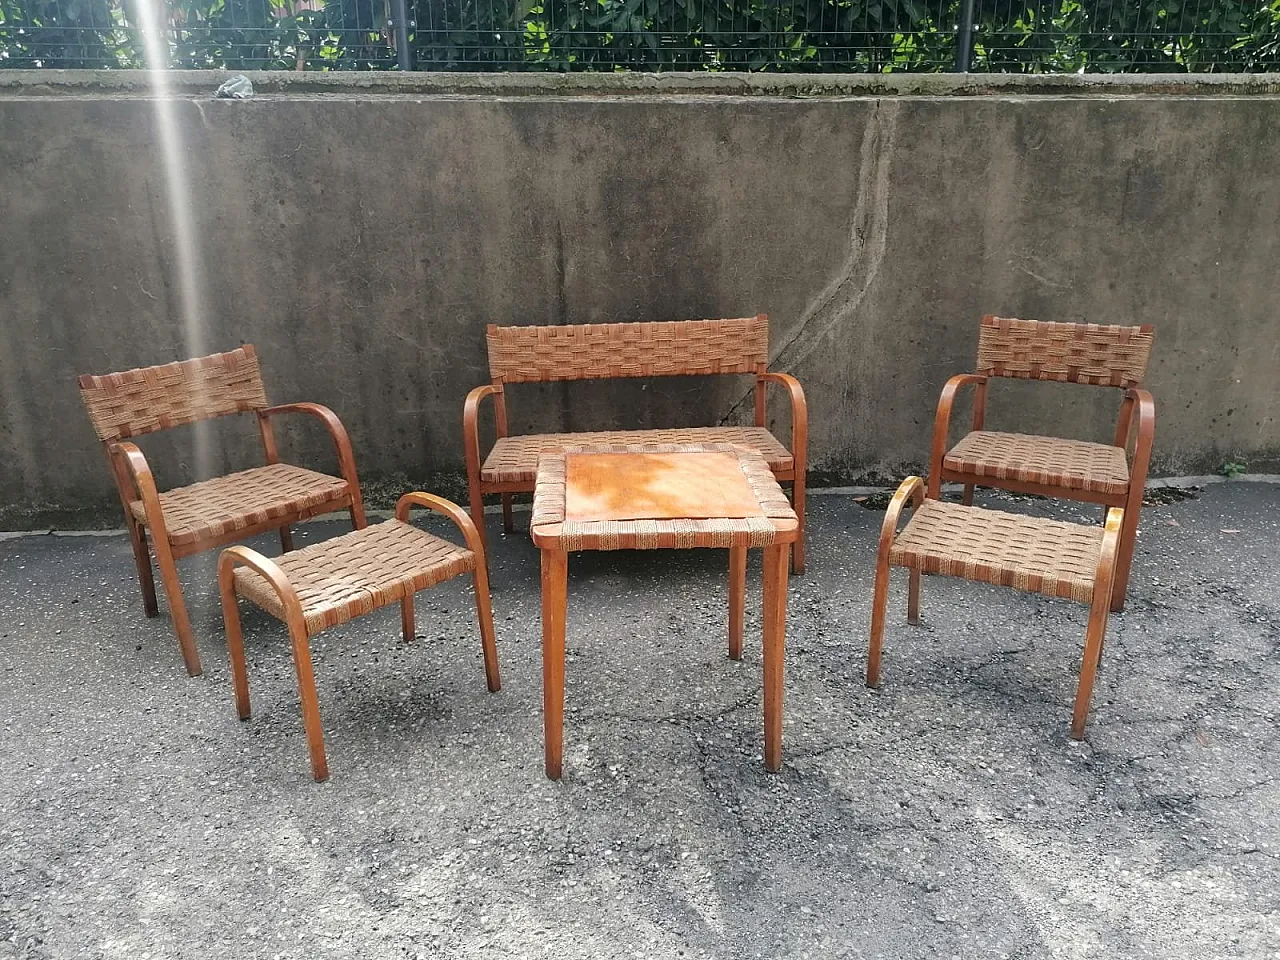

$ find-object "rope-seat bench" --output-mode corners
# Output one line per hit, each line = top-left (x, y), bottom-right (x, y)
(464, 315), (809, 572)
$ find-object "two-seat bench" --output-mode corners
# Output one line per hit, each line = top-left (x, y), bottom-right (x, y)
(463, 315), (809, 571)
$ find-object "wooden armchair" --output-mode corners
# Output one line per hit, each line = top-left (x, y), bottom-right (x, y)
(928, 315), (1155, 612)
(78, 345), (366, 676)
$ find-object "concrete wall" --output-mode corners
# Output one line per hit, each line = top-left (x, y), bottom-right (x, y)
(2, 71), (1278, 527)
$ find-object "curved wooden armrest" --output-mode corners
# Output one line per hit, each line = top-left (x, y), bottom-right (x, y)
(1125, 387), (1156, 459)
(258, 401), (360, 489)
(877, 477), (924, 565)
(1097, 506), (1124, 576)
(108, 441), (170, 533)
(217, 545), (305, 623)
(928, 374), (989, 496)
(463, 384), (506, 482)
(755, 372), (808, 468)
(262, 401), (346, 428)
(108, 440), (152, 499)
(395, 492), (486, 557)
(1113, 387), (1155, 501)
(260, 402), (355, 458)
(1103, 506), (1124, 536)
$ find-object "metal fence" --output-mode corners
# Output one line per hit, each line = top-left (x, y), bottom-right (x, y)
(2, 0), (1278, 72)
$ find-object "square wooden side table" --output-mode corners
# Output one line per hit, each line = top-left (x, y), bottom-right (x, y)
(530, 442), (799, 779)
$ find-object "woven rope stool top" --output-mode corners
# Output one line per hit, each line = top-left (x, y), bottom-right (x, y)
(944, 431), (1129, 497)
(531, 443), (797, 552)
(130, 463), (350, 546)
(233, 520), (475, 635)
(482, 426), (792, 485)
(889, 500), (1104, 603)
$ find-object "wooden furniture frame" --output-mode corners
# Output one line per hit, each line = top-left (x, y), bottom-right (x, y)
(869, 477), (1122, 739)
(78, 346), (366, 676)
(464, 315), (809, 572)
(929, 315), (1155, 612)
(218, 492), (500, 782)
(530, 442), (798, 779)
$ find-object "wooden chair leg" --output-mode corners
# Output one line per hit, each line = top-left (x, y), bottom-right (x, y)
(348, 486), (368, 531)
(501, 495), (514, 534)
(790, 478), (806, 575)
(279, 525), (294, 553)
(1071, 585), (1114, 741)
(127, 521), (159, 618)
(468, 487), (489, 559)
(728, 545), (746, 661)
(1109, 502), (1142, 613)
(907, 569), (921, 625)
(218, 572), (251, 720)
(961, 484), (975, 506)
(472, 561), (501, 693)
(867, 556), (891, 689)
(540, 548), (568, 780)
(401, 594), (416, 643)
(762, 543), (789, 772)
(288, 620), (328, 782)
(151, 536), (202, 677)
(1073, 516), (1121, 739)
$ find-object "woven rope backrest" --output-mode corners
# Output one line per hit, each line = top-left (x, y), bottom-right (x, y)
(486, 316), (769, 383)
(976, 315), (1154, 388)
(78, 345), (269, 441)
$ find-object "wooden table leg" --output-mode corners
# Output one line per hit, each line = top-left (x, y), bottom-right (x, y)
(541, 548), (568, 780)
(762, 543), (789, 772)
(728, 545), (746, 661)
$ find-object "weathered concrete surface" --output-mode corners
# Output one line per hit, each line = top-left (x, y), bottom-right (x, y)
(2, 73), (1278, 527)
(0, 483), (1277, 958)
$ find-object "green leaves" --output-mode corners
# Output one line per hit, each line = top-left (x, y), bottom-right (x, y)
(1, 0), (1277, 70)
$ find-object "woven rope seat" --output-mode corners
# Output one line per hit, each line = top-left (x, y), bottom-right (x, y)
(890, 499), (1105, 604)
(233, 519), (475, 635)
(129, 463), (350, 546)
(943, 431), (1129, 497)
(482, 426), (791, 486)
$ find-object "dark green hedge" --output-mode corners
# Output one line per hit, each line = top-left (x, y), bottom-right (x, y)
(2, 0), (1277, 71)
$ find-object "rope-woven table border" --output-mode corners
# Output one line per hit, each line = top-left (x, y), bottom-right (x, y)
(531, 443), (798, 552)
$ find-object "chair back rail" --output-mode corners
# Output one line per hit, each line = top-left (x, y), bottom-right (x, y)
(78, 345), (269, 442)
(976, 315), (1154, 388)
(486, 316), (769, 384)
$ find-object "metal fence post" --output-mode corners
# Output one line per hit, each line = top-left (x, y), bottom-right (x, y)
(955, 0), (977, 72)
(390, 0), (413, 70)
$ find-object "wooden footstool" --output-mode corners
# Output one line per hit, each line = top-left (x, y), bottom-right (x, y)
(868, 477), (1122, 739)
(530, 442), (799, 780)
(218, 493), (500, 781)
